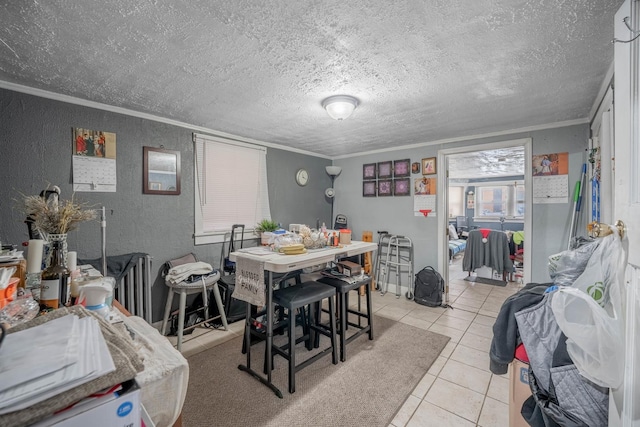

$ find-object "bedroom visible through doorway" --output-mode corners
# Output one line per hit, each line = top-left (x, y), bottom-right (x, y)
(438, 139), (532, 305)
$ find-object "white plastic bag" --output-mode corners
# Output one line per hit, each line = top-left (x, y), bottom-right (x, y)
(548, 238), (600, 288)
(551, 230), (627, 388)
(551, 287), (624, 387)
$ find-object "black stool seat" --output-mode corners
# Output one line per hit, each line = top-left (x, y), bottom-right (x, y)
(271, 280), (338, 393)
(316, 276), (365, 292)
(273, 281), (336, 308)
(317, 275), (374, 362)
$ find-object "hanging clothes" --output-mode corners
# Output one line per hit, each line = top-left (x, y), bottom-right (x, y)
(462, 229), (513, 275)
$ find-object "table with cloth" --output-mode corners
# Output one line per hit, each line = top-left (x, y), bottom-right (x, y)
(230, 240), (377, 397)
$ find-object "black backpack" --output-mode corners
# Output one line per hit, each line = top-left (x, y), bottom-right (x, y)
(414, 266), (445, 307)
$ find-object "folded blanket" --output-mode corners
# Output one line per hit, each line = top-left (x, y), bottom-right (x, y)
(165, 261), (213, 284)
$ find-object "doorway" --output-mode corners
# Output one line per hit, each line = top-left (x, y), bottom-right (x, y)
(436, 138), (533, 304)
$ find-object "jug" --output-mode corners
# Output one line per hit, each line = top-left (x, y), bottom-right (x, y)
(78, 279), (113, 319)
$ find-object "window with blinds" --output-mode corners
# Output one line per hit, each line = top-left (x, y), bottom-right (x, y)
(193, 133), (271, 244)
(475, 181), (525, 219)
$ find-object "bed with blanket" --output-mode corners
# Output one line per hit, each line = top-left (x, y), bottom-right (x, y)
(447, 224), (466, 260)
(449, 239), (466, 260)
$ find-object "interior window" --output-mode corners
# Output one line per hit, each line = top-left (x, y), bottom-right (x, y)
(475, 181), (524, 219)
(193, 133), (271, 244)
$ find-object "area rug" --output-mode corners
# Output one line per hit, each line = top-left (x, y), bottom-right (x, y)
(464, 275), (507, 287)
(183, 315), (450, 427)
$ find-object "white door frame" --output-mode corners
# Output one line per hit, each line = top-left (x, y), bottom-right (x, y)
(437, 138), (532, 302)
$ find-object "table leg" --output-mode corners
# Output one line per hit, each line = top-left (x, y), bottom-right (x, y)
(265, 270), (274, 383)
(237, 270), (283, 398)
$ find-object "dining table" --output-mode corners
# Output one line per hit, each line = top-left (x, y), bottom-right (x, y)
(229, 240), (378, 398)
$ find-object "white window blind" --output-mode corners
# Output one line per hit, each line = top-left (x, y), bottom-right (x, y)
(194, 133), (271, 244)
(448, 186), (464, 218)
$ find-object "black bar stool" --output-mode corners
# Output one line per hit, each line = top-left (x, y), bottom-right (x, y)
(271, 281), (338, 393)
(316, 275), (374, 362)
(240, 270), (304, 355)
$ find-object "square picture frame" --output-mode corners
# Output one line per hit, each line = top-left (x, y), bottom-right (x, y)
(363, 181), (376, 197)
(378, 161), (392, 179)
(393, 159), (410, 177)
(143, 146), (181, 195)
(363, 163), (377, 180)
(422, 157), (437, 175)
(378, 179), (393, 196)
(394, 178), (410, 196)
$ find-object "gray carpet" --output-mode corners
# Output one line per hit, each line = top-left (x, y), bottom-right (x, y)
(184, 315), (450, 427)
(464, 275), (507, 287)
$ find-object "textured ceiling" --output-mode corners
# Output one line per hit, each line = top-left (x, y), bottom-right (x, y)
(0, 1), (623, 158)
(449, 146), (525, 179)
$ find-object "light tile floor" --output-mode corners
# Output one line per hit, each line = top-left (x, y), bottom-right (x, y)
(165, 257), (523, 427)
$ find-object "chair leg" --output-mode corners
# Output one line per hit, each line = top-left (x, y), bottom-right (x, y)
(161, 289), (175, 336)
(177, 290), (187, 352)
(288, 306), (296, 394)
(211, 283), (229, 330)
(339, 291), (347, 362)
(365, 282), (374, 340)
(328, 296), (338, 365)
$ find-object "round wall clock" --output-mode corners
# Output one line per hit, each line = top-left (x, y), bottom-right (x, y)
(295, 168), (309, 186)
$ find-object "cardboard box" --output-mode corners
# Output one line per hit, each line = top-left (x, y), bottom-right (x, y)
(35, 382), (141, 427)
(337, 260), (361, 277)
(509, 359), (531, 427)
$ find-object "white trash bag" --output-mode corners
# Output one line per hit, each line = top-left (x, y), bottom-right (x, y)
(551, 229), (627, 388)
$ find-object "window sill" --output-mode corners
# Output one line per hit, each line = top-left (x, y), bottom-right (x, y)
(194, 230), (258, 245)
(472, 217), (524, 223)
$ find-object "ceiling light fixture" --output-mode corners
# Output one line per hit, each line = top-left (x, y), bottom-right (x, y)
(322, 95), (358, 120)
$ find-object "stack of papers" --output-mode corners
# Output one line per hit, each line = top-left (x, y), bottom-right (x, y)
(0, 314), (116, 414)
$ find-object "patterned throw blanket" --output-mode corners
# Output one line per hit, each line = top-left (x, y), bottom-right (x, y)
(232, 256), (265, 307)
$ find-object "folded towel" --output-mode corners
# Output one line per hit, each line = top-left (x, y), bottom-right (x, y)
(166, 261), (213, 284)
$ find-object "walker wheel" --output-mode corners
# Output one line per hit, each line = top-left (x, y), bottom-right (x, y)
(406, 292), (414, 300)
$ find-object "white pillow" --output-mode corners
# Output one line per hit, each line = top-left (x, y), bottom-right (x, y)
(448, 224), (459, 240)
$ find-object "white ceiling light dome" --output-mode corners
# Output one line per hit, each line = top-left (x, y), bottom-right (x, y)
(322, 95), (359, 120)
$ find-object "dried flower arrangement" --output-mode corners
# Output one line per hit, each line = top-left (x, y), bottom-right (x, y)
(21, 193), (97, 235)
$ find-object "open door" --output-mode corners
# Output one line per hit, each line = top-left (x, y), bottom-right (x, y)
(608, 1), (640, 424)
(437, 139), (532, 303)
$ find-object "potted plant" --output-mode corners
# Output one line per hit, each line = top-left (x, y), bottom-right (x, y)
(255, 219), (279, 245)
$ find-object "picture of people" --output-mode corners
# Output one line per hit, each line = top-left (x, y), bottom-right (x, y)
(422, 157), (436, 175)
(532, 152), (568, 176)
(414, 177), (436, 195)
(72, 128), (116, 159)
(411, 162), (421, 174)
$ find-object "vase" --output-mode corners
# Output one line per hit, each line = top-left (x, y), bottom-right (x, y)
(261, 232), (273, 246)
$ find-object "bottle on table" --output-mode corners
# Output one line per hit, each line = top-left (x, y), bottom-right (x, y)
(40, 240), (70, 309)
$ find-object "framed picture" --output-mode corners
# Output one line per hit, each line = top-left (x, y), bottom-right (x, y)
(143, 146), (181, 195)
(422, 157), (436, 175)
(394, 178), (410, 196)
(393, 159), (410, 177)
(411, 162), (421, 174)
(378, 161), (392, 179)
(363, 181), (376, 197)
(414, 177), (436, 195)
(363, 163), (377, 180)
(378, 179), (393, 196)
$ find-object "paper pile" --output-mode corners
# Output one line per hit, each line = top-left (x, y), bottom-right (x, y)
(0, 314), (115, 414)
